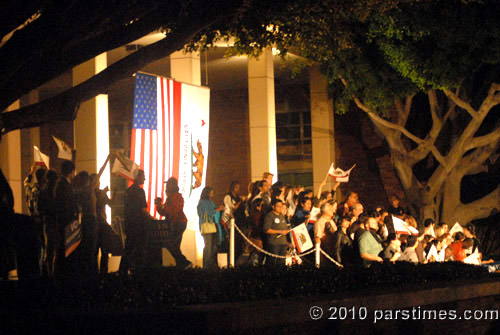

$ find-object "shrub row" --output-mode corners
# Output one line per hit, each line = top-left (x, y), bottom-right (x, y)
(1, 262), (496, 312)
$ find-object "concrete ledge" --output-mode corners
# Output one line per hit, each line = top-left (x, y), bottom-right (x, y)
(180, 279), (500, 334)
(1, 279), (499, 334)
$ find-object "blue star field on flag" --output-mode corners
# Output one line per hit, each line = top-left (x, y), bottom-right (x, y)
(133, 73), (157, 130)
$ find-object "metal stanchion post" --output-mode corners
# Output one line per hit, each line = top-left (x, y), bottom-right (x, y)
(229, 218), (235, 267)
(315, 243), (320, 268)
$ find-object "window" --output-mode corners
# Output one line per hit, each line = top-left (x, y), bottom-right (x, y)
(276, 109), (312, 160)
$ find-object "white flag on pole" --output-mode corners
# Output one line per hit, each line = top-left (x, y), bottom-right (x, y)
(426, 244), (439, 261)
(112, 151), (139, 180)
(392, 216), (419, 236)
(52, 136), (73, 160)
(463, 249), (481, 265)
(34, 146), (49, 168)
(327, 163), (356, 182)
(291, 223), (314, 253)
(448, 222), (464, 239)
(308, 207), (321, 224)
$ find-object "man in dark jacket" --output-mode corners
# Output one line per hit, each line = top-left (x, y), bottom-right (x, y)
(1, 169), (40, 280)
(54, 160), (77, 276)
(119, 170), (152, 273)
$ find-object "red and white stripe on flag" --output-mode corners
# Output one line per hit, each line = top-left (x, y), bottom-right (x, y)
(34, 146), (49, 168)
(130, 72), (210, 222)
(392, 215), (419, 236)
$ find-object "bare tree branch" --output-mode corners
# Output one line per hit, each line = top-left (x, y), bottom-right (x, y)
(444, 82), (500, 164)
(428, 89), (441, 125)
(339, 75), (424, 146)
(443, 99), (456, 124)
(457, 185), (500, 223)
(444, 89), (477, 119)
(0, 2), (242, 134)
(0, 1), (43, 43)
(430, 146), (447, 168)
(366, 112), (424, 145)
(408, 90), (447, 163)
(402, 95), (413, 126)
(425, 84), (500, 202)
(393, 95), (414, 127)
(467, 127), (500, 151)
(475, 83), (500, 118)
(0, 1), (180, 111)
(459, 141), (500, 177)
(394, 98), (405, 121)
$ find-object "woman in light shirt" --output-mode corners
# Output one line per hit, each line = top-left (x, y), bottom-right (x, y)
(313, 201), (337, 245)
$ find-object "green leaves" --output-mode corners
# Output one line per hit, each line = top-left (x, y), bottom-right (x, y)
(368, 0), (500, 91)
(243, 0), (500, 115)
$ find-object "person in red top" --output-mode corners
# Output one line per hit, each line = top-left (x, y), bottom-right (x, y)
(155, 177), (191, 269)
(449, 238), (474, 262)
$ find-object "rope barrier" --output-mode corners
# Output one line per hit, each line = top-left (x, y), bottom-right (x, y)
(320, 248), (344, 268)
(232, 221), (341, 268)
(233, 222), (286, 258)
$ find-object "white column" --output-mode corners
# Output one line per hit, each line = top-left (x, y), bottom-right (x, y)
(21, 91), (40, 214)
(73, 53), (109, 171)
(73, 53), (110, 211)
(248, 47), (278, 182)
(170, 50), (203, 267)
(170, 51), (201, 86)
(0, 101), (22, 213)
(310, 66), (336, 194)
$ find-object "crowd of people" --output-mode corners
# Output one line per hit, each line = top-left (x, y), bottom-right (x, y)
(0, 159), (120, 279)
(207, 172), (497, 270)
(1, 163), (497, 280)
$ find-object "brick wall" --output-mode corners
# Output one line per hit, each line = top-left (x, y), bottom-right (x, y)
(206, 91), (407, 210)
(206, 88), (251, 204)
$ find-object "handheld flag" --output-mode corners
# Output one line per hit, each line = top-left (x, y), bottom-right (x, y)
(428, 224), (436, 238)
(463, 250), (481, 265)
(112, 150), (139, 180)
(392, 216), (419, 236)
(33, 146), (49, 168)
(426, 244), (439, 262)
(52, 136), (73, 160)
(328, 163), (356, 182)
(448, 222), (464, 239)
(308, 207), (321, 224)
(290, 223), (313, 253)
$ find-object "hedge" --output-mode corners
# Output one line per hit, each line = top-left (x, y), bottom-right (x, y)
(0, 262), (496, 312)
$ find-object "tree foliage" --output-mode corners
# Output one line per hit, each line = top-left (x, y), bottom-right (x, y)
(1, 0), (499, 223)
(0, 0), (389, 134)
(292, 0), (500, 223)
(369, 0), (500, 90)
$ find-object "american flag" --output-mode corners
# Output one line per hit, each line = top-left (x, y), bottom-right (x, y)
(130, 72), (210, 224)
(131, 73), (182, 218)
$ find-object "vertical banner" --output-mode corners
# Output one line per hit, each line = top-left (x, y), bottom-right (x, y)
(130, 72), (210, 230)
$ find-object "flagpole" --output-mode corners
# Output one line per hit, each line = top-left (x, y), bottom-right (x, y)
(135, 71), (211, 89)
(315, 243), (320, 268)
(229, 218), (235, 268)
